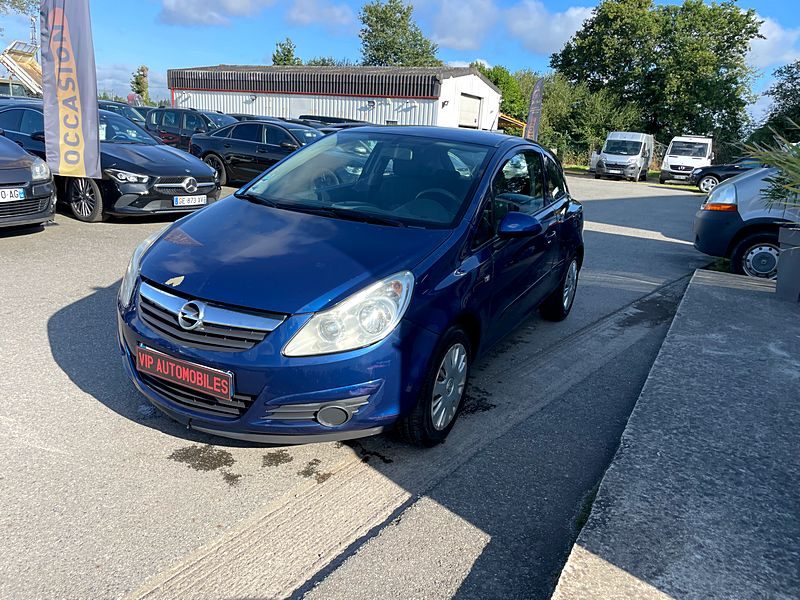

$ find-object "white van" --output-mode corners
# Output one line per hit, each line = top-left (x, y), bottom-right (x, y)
(660, 135), (713, 184)
(594, 132), (654, 182)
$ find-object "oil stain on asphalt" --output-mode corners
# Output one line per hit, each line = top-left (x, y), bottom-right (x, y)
(298, 458), (332, 484)
(462, 385), (497, 415)
(263, 449), (294, 467)
(346, 440), (393, 464)
(169, 444), (235, 472)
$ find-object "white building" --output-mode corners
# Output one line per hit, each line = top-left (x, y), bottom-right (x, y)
(166, 65), (501, 130)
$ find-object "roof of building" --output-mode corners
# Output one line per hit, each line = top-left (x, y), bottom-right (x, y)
(166, 65), (501, 99)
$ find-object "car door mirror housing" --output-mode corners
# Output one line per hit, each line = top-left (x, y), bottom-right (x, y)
(497, 212), (544, 239)
(31, 131), (46, 142)
(280, 141), (299, 151)
(194, 127), (206, 134)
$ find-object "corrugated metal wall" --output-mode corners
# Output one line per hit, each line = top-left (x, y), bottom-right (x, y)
(173, 90), (439, 126)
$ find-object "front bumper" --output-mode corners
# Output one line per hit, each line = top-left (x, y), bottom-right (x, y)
(0, 180), (56, 229)
(693, 209), (744, 257)
(596, 162), (639, 178)
(117, 286), (439, 443)
(102, 179), (221, 216)
(660, 168), (693, 182)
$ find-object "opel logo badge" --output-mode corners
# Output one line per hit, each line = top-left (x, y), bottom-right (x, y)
(177, 301), (205, 331)
(183, 177), (198, 194)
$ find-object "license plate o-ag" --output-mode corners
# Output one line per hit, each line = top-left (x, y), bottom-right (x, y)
(173, 194), (206, 207)
(0, 188), (26, 202)
(136, 345), (233, 400)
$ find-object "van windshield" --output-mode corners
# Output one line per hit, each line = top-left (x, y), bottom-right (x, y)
(669, 141), (708, 157)
(603, 140), (642, 156)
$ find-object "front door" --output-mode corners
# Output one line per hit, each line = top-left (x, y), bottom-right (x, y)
(157, 110), (181, 147)
(181, 111), (206, 151)
(226, 122), (264, 181)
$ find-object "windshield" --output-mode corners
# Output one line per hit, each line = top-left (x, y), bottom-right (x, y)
(603, 140), (642, 156)
(288, 127), (324, 145)
(120, 105), (144, 122)
(205, 112), (237, 128)
(99, 112), (159, 145)
(241, 131), (493, 228)
(669, 141), (709, 157)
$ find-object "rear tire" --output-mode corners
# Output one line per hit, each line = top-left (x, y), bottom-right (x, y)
(67, 178), (105, 223)
(698, 175), (719, 194)
(594, 173), (601, 180)
(659, 175), (666, 185)
(730, 232), (780, 279)
(540, 257), (579, 322)
(398, 327), (471, 447)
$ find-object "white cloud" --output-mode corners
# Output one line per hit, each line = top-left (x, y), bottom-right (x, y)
(96, 64), (169, 101)
(748, 16), (800, 70)
(506, 1), (592, 56)
(748, 93), (773, 123)
(158, 0), (277, 26)
(431, 0), (499, 51)
(448, 58), (491, 69)
(286, 0), (356, 31)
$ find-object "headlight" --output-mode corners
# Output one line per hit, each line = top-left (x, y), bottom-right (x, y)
(692, 168), (702, 175)
(118, 226), (169, 307)
(701, 183), (738, 210)
(106, 169), (149, 184)
(627, 157), (637, 164)
(31, 157), (50, 181)
(283, 271), (414, 357)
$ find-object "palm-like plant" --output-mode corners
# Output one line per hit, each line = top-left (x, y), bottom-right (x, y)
(744, 120), (800, 209)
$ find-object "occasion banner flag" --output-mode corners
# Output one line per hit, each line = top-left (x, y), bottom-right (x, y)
(523, 78), (545, 142)
(40, 0), (100, 178)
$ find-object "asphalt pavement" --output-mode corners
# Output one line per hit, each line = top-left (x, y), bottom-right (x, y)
(0, 176), (709, 599)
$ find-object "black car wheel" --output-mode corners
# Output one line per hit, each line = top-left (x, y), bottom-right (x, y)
(698, 175), (719, 194)
(639, 168), (648, 181)
(731, 232), (780, 279)
(398, 327), (471, 447)
(540, 257), (579, 321)
(68, 177), (104, 223)
(204, 154), (227, 187)
(659, 175), (667, 184)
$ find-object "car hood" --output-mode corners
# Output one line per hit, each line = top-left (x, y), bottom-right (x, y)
(140, 197), (452, 314)
(0, 136), (33, 169)
(101, 142), (215, 178)
(600, 152), (638, 162)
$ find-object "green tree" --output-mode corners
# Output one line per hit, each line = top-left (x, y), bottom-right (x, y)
(0, 0), (38, 15)
(359, 0), (441, 67)
(305, 56), (356, 66)
(473, 62), (526, 120)
(272, 37), (302, 66)
(750, 61), (800, 144)
(551, 0), (761, 153)
(130, 66), (150, 104)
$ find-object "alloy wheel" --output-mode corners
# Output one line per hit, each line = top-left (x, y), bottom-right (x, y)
(743, 244), (780, 279)
(71, 178), (96, 218)
(204, 156), (225, 185)
(563, 259), (578, 310)
(430, 343), (468, 431)
(699, 176), (718, 193)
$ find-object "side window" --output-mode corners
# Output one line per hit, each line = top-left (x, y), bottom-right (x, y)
(493, 151), (546, 225)
(161, 110), (179, 128)
(231, 123), (262, 143)
(183, 111), (205, 132)
(0, 109), (23, 132)
(147, 110), (161, 127)
(19, 109), (44, 134)
(545, 157), (567, 200)
(265, 125), (293, 146)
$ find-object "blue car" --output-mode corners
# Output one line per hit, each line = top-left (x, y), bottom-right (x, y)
(117, 127), (584, 446)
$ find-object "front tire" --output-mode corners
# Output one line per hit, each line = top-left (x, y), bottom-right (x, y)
(540, 257), (579, 321)
(67, 178), (104, 222)
(698, 175), (719, 194)
(398, 328), (471, 447)
(204, 154), (228, 187)
(730, 232), (780, 279)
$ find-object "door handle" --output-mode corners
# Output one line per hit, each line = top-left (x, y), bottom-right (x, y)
(223, 143), (232, 148)
(545, 230), (557, 243)
(256, 146), (267, 153)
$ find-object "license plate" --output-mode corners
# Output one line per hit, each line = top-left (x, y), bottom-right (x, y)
(136, 345), (233, 400)
(674, 175), (688, 180)
(173, 194), (206, 207)
(0, 188), (26, 202)
(608, 169), (622, 174)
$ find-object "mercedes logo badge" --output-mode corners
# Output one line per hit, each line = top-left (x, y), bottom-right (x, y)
(183, 177), (198, 194)
(177, 301), (205, 331)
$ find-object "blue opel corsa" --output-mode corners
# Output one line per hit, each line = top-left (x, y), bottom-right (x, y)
(117, 127), (584, 446)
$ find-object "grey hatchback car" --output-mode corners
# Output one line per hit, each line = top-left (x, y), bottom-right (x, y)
(693, 167), (799, 279)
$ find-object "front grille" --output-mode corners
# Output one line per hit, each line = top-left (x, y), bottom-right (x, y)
(154, 183), (215, 196)
(0, 196), (49, 217)
(140, 372), (255, 418)
(154, 175), (215, 185)
(671, 165), (693, 172)
(137, 281), (284, 352)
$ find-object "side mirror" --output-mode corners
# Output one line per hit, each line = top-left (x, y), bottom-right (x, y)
(194, 127), (206, 134)
(31, 131), (46, 142)
(280, 141), (299, 151)
(497, 212), (543, 239)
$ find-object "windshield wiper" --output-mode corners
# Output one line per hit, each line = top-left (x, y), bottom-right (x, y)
(233, 191), (277, 207)
(281, 204), (406, 227)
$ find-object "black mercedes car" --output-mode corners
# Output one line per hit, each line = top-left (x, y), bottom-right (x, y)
(0, 103), (221, 222)
(189, 120), (322, 186)
(689, 157), (762, 193)
(0, 132), (55, 230)
(97, 100), (147, 127)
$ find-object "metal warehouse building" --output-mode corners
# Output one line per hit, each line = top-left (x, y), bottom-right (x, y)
(166, 65), (502, 130)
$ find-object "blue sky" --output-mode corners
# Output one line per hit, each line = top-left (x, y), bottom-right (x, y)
(1, 0), (798, 118)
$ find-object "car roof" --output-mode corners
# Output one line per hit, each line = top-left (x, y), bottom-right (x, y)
(337, 126), (526, 148)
